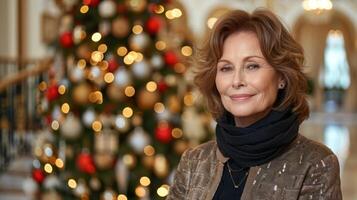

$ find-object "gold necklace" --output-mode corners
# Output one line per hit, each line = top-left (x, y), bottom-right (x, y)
(227, 162), (248, 189)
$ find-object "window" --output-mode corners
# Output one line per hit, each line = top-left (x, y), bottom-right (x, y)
(320, 30), (350, 112)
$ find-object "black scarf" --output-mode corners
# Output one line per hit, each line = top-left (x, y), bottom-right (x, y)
(216, 108), (299, 168)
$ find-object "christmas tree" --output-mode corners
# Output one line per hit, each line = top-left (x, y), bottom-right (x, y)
(31, 0), (209, 199)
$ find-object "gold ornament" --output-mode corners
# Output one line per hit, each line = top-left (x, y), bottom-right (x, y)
(154, 154), (169, 178)
(95, 129), (118, 152)
(112, 17), (130, 38)
(94, 152), (115, 170)
(142, 155), (154, 169)
(182, 107), (206, 142)
(167, 95), (181, 113)
(137, 89), (159, 110)
(107, 84), (126, 101)
(174, 140), (188, 155)
(60, 114), (82, 139)
(94, 129), (118, 169)
(72, 83), (91, 104)
(125, 0), (147, 13)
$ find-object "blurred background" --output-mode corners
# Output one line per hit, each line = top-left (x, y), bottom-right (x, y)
(0, 0), (356, 199)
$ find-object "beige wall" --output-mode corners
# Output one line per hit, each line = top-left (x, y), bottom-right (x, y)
(0, 0), (58, 60)
(0, 0), (17, 58)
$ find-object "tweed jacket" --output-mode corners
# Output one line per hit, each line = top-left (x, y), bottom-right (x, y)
(166, 134), (342, 200)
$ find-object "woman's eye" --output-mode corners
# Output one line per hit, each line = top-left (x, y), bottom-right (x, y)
(219, 66), (232, 72)
(246, 64), (260, 70)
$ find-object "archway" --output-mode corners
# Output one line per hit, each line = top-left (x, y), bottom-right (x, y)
(293, 10), (356, 112)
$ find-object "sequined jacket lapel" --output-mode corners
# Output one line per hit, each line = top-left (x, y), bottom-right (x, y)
(167, 134), (342, 200)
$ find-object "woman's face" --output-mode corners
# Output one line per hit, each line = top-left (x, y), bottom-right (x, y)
(215, 31), (282, 127)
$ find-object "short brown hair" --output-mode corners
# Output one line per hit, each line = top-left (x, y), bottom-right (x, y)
(194, 9), (309, 123)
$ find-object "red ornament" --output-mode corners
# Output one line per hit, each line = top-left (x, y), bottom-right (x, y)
(32, 169), (45, 183)
(158, 80), (168, 92)
(46, 84), (59, 102)
(164, 51), (178, 66)
(108, 58), (119, 72)
(83, 0), (100, 7)
(76, 152), (96, 174)
(145, 16), (162, 35)
(155, 121), (172, 143)
(59, 32), (73, 48)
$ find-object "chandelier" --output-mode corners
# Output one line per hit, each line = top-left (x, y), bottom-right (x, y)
(302, 0), (333, 14)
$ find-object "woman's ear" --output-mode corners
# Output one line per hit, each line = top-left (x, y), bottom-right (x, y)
(278, 76), (285, 89)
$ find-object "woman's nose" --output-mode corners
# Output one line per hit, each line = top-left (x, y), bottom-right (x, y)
(232, 68), (246, 88)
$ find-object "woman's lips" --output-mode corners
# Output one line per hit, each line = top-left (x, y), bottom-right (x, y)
(230, 94), (254, 101)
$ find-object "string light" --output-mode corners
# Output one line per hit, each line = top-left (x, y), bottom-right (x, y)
(122, 107), (133, 118)
(91, 51), (104, 63)
(68, 179), (77, 189)
(143, 145), (155, 156)
(61, 103), (70, 114)
(184, 92), (194, 106)
(51, 120), (60, 130)
(92, 120), (102, 132)
(58, 85), (66, 95)
(172, 128), (183, 138)
(165, 10), (174, 20)
(38, 81), (47, 91)
(135, 186), (146, 198)
(117, 46), (128, 56)
(117, 195), (128, 200)
(207, 17), (218, 29)
(157, 185), (169, 197)
(55, 158), (64, 168)
(302, 0), (333, 12)
(91, 32), (102, 42)
(146, 81), (157, 92)
(104, 72), (115, 83)
(44, 163), (53, 173)
(154, 5), (165, 14)
(172, 8), (182, 18)
(124, 86), (135, 97)
(88, 91), (103, 104)
(140, 176), (151, 186)
(98, 60), (109, 70)
(98, 44), (108, 53)
(155, 41), (166, 51)
(132, 25), (143, 34)
(165, 8), (182, 20)
(135, 52), (144, 62)
(77, 59), (86, 69)
(154, 103), (165, 113)
(124, 51), (138, 65)
(80, 5), (89, 14)
(181, 46), (192, 56)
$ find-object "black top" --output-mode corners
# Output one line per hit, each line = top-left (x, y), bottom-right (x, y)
(212, 160), (248, 200)
(213, 107), (300, 199)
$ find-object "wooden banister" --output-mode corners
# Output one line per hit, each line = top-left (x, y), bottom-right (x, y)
(0, 58), (53, 92)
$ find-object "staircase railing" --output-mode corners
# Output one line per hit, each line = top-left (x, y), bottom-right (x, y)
(0, 57), (52, 173)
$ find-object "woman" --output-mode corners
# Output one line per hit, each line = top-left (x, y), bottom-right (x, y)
(167, 9), (342, 200)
